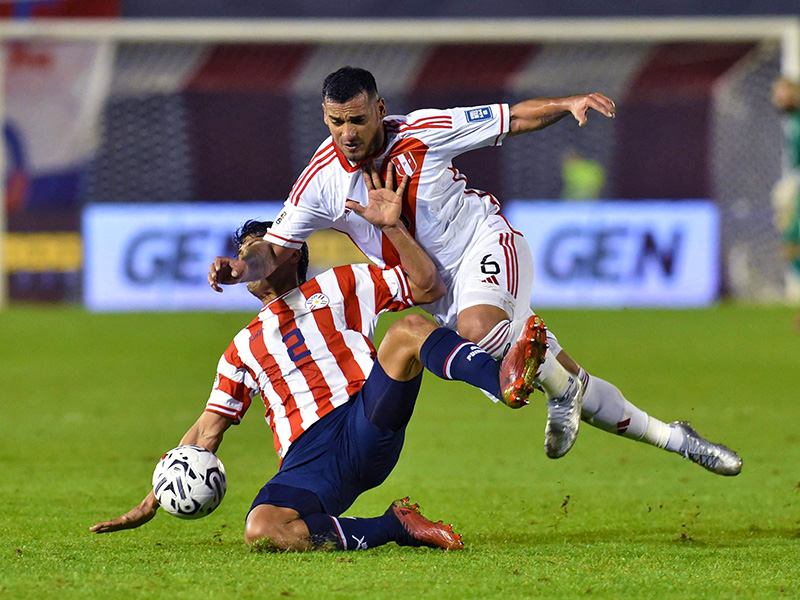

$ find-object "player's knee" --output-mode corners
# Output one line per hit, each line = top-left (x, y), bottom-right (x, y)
(244, 505), (306, 551)
(383, 314), (436, 352)
(457, 305), (511, 345)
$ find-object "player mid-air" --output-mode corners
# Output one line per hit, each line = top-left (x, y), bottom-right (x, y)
(208, 67), (741, 475)
(91, 166), (549, 551)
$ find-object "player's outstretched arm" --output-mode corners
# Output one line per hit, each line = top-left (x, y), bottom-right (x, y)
(90, 413), (233, 534)
(347, 163), (445, 304)
(508, 93), (616, 135)
(208, 240), (293, 292)
(90, 490), (160, 533)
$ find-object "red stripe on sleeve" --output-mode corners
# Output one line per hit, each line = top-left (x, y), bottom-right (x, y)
(367, 264), (397, 313)
(215, 373), (251, 406)
(289, 144), (336, 205)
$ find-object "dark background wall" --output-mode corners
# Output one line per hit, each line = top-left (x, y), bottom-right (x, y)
(120, 0), (800, 18)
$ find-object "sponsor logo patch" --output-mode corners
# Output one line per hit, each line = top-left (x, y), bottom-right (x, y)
(465, 106), (493, 123)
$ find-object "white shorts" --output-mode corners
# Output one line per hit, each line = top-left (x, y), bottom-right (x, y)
(423, 215), (534, 330)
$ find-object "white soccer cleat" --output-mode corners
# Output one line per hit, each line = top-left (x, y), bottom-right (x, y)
(544, 374), (584, 459)
(671, 421), (742, 476)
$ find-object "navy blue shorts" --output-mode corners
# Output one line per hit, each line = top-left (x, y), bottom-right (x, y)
(249, 361), (422, 518)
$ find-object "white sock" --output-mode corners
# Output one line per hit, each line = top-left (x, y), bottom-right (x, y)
(477, 319), (512, 359)
(535, 349), (572, 398)
(580, 372), (676, 450)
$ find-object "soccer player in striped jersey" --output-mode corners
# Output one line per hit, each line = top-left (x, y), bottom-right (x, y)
(91, 168), (549, 551)
(208, 67), (741, 475)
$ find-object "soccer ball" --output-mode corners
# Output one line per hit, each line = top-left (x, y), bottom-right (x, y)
(152, 445), (227, 519)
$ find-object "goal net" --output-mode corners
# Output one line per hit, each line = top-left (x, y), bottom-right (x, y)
(1, 18), (798, 304)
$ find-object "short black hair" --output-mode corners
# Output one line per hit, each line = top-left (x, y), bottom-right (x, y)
(322, 66), (379, 104)
(234, 220), (310, 284)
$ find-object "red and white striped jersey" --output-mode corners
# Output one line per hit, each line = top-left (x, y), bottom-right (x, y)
(265, 103), (510, 280)
(204, 263), (414, 460)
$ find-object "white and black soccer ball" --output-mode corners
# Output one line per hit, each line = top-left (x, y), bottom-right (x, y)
(152, 445), (227, 520)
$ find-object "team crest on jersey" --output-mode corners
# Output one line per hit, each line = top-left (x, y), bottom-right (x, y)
(391, 152), (418, 177)
(305, 292), (330, 310)
(465, 106), (493, 123)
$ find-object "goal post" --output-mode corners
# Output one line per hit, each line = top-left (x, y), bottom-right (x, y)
(1, 16), (798, 307)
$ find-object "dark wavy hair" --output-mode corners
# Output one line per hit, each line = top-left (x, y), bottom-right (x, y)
(322, 66), (379, 103)
(233, 220), (309, 284)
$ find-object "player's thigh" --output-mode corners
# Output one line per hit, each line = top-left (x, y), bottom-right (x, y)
(456, 226), (534, 322)
(347, 365), (421, 486)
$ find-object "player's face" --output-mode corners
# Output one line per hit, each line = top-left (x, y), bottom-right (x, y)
(238, 235), (300, 300)
(238, 236), (273, 299)
(323, 92), (386, 163)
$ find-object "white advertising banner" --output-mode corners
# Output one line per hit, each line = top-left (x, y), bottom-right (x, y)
(84, 200), (719, 312)
(503, 201), (719, 308)
(83, 203), (284, 311)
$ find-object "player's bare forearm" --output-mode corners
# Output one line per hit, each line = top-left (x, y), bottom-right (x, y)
(90, 413), (232, 534)
(240, 240), (278, 281)
(508, 98), (571, 133)
(179, 412), (233, 454)
(382, 223), (445, 304)
(208, 240), (286, 292)
(90, 491), (159, 533)
(508, 93), (616, 135)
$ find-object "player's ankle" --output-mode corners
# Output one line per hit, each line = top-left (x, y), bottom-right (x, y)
(535, 350), (572, 397)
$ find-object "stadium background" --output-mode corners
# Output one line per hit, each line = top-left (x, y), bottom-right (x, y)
(2, 4), (800, 599)
(2, 1), (799, 309)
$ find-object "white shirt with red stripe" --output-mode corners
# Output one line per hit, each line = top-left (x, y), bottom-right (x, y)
(204, 263), (414, 460)
(266, 104), (511, 311)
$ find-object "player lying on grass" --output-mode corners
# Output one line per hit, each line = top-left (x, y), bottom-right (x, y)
(208, 67), (742, 474)
(90, 167), (548, 551)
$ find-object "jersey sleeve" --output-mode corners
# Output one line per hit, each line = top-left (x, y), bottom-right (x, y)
(264, 200), (336, 249)
(264, 140), (340, 249)
(365, 263), (415, 313)
(204, 339), (258, 424)
(401, 104), (510, 159)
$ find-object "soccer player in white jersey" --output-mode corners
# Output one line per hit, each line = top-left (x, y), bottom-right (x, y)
(208, 67), (741, 475)
(92, 170), (549, 551)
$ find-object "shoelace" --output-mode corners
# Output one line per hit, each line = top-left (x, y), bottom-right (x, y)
(682, 444), (719, 469)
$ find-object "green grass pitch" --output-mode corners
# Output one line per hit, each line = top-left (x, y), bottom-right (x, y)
(1, 304), (799, 599)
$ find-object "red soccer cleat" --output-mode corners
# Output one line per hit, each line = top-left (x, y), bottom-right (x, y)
(390, 497), (464, 550)
(498, 314), (549, 409)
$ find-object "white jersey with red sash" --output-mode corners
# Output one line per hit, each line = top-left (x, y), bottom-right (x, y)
(265, 104), (517, 327)
(204, 263), (414, 460)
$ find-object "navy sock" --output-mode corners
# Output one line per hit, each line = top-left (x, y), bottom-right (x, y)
(303, 511), (401, 550)
(419, 327), (501, 398)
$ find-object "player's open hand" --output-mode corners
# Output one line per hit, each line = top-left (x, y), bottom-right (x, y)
(90, 492), (159, 534)
(346, 162), (409, 229)
(208, 256), (248, 292)
(568, 93), (616, 127)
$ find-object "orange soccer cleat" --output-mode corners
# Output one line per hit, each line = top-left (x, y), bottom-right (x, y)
(498, 315), (549, 409)
(390, 497), (464, 550)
